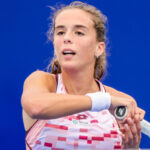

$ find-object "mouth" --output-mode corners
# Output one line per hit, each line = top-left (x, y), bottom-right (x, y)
(62, 49), (76, 55)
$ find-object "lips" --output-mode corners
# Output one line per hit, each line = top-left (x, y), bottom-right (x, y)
(62, 49), (76, 55)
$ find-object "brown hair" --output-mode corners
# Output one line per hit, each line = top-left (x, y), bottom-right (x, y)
(47, 1), (108, 80)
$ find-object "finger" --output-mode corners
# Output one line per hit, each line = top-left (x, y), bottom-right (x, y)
(134, 114), (142, 147)
(128, 115), (142, 146)
(127, 117), (137, 134)
(138, 107), (145, 120)
(126, 117), (139, 144)
(132, 101), (137, 118)
(124, 123), (133, 144)
(120, 123), (129, 145)
(119, 124), (128, 148)
(122, 132), (128, 149)
(127, 99), (137, 118)
(134, 114), (142, 135)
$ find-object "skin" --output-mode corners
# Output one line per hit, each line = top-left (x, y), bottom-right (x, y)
(22, 8), (145, 149)
(54, 9), (102, 75)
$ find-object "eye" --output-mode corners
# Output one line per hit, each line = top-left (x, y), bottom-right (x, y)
(56, 31), (65, 35)
(75, 31), (84, 36)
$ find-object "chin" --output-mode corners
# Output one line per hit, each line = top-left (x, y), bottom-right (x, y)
(61, 63), (79, 73)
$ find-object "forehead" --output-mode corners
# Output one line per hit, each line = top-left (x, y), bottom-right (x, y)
(55, 8), (94, 28)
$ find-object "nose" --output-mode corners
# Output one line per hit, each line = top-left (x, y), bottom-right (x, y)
(64, 31), (72, 44)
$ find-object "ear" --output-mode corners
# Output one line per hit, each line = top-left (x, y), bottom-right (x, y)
(94, 42), (105, 58)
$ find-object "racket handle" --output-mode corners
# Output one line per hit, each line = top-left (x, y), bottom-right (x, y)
(140, 119), (150, 137)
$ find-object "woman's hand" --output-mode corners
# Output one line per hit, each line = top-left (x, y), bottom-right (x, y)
(109, 95), (137, 119)
(137, 107), (145, 121)
(118, 108), (145, 149)
(104, 85), (146, 148)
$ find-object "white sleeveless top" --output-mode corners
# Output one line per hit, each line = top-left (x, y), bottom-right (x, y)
(26, 74), (122, 150)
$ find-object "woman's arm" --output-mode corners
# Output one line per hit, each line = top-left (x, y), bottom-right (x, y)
(21, 71), (92, 119)
(104, 85), (145, 119)
(21, 70), (142, 121)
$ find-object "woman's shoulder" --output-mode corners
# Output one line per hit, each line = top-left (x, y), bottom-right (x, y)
(104, 85), (133, 99)
(24, 70), (57, 92)
(27, 70), (55, 79)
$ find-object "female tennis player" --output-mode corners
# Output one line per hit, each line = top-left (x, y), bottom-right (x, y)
(21, 1), (145, 149)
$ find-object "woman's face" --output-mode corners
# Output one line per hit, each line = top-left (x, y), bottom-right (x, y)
(53, 8), (104, 72)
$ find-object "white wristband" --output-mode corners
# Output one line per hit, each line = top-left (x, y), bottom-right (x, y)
(86, 92), (111, 112)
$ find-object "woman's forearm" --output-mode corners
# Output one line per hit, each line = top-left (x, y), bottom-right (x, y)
(21, 93), (92, 119)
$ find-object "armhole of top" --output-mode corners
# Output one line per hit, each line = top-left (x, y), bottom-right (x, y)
(103, 84), (106, 92)
(25, 120), (39, 137)
(56, 74), (58, 87)
(95, 79), (106, 93)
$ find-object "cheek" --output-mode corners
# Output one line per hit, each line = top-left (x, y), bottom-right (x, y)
(53, 38), (62, 53)
(79, 39), (96, 56)
(54, 37), (59, 48)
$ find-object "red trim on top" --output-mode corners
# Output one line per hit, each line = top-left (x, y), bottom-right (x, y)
(25, 138), (32, 150)
(114, 145), (122, 149)
(79, 135), (88, 140)
(95, 79), (101, 92)
(44, 142), (52, 147)
(110, 130), (118, 134)
(25, 120), (39, 137)
(45, 123), (68, 130)
(103, 84), (106, 92)
(56, 74), (58, 85)
(92, 136), (104, 141)
(25, 119), (39, 150)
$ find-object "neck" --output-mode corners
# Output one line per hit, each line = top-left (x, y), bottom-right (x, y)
(61, 68), (100, 95)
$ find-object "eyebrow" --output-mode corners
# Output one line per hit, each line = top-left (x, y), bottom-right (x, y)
(55, 25), (65, 30)
(55, 25), (88, 31)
